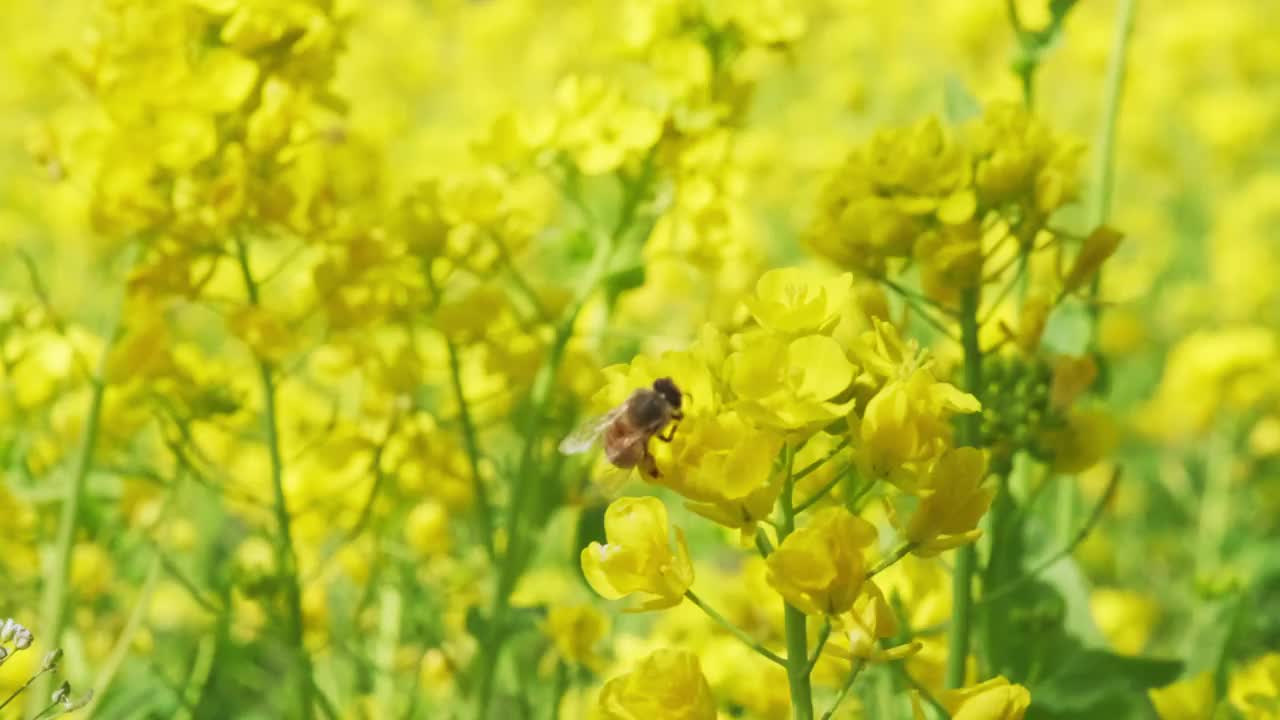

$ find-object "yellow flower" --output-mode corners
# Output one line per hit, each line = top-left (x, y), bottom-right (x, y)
(807, 115), (973, 274)
(186, 48), (259, 113)
(915, 223), (983, 301)
(1229, 653), (1280, 718)
(542, 604), (610, 673)
(555, 75), (663, 175)
(581, 497), (694, 612)
(1149, 671), (1216, 720)
(827, 581), (922, 663)
(856, 367), (980, 489)
(404, 501), (451, 559)
(905, 447), (992, 556)
(1143, 328), (1280, 441)
(766, 507), (876, 616)
(674, 412), (785, 541)
(968, 102), (1082, 215)
(939, 676), (1032, 720)
(1090, 588), (1159, 656)
(597, 648), (716, 720)
(743, 267), (853, 335)
(727, 332), (858, 432)
(70, 542), (115, 600)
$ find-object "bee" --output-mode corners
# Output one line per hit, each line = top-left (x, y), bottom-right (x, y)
(558, 377), (684, 480)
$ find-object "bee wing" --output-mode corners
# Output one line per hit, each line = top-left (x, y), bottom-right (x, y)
(558, 405), (626, 455)
(583, 464), (637, 505)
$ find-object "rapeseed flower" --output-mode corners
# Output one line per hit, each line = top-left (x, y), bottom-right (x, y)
(582, 497), (694, 612)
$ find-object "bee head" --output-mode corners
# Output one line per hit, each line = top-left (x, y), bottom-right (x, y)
(652, 377), (682, 409)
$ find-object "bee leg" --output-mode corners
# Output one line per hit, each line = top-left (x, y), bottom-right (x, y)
(641, 450), (661, 478)
(656, 422), (681, 443)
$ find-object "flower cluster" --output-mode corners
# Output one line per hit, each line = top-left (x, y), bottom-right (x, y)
(5, 0), (1277, 717)
(576, 265), (1016, 713)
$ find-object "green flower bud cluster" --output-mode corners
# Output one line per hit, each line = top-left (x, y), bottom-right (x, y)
(978, 353), (1062, 466)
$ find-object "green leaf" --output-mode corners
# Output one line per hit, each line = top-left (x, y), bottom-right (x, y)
(1029, 635), (1182, 717)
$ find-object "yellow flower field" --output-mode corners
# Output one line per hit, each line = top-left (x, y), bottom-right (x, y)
(1, 1), (1278, 718)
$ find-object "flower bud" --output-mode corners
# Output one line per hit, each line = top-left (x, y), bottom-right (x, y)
(64, 688), (94, 710)
(42, 648), (63, 671)
(52, 681), (71, 705)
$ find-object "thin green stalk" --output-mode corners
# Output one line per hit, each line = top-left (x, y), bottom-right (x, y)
(1, 667), (55, 712)
(778, 444), (814, 720)
(444, 335), (496, 559)
(946, 287), (983, 688)
(685, 590), (786, 667)
(422, 267), (496, 560)
(471, 313), (580, 718)
(175, 635), (217, 720)
(86, 555), (161, 712)
(1088, 0), (1137, 325)
(548, 661), (569, 720)
(984, 468), (1120, 606)
(793, 436), (851, 482)
(805, 620), (832, 676)
(867, 542), (918, 579)
(792, 471), (844, 516)
(34, 344), (109, 712)
(471, 156), (654, 719)
(820, 660), (865, 720)
(236, 239), (315, 720)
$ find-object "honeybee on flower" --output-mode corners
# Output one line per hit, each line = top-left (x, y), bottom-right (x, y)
(559, 377), (684, 480)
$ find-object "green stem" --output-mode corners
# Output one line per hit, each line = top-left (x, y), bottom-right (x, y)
(685, 590), (786, 667)
(235, 238), (315, 719)
(0, 667), (53, 712)
(792, 436), (851, 482)
(867, 542), (918, 579)
(805, 620), (832, 675)
(778, 444), (814, 720)
(471, 156), (655, 719)
(820, 660), (865, 720)
(946, 287), (983, 688)
(444, 335), (496, 560)
(1087, 0), (1137, 326)
(86, 555), (161, 712)
(792, 472), (844, 516)
(34, 339), (110, 712)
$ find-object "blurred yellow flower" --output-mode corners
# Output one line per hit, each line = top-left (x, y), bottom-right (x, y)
(542, 604), (611, 673)
(597, 648), (716, 720)
(1090, 588), (1160, 656)
(405, 500), (452, 558)
(939, 676), (1032, 720)
(1149, 671), (1216, 720)
(1229, 653), (1280, 719)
